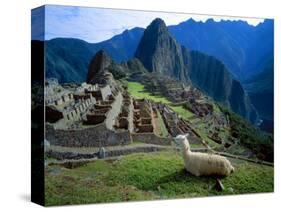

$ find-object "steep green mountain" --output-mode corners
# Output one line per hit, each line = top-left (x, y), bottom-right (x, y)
(135, 18), (257, 123)
(135, 18), (188, 82)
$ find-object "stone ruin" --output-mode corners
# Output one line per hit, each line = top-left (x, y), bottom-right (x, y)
(45, 78), (134, 147)
(133, 99), (154, 133)
(45, 75), (207, 150)
(156, 103), (201, 144)
(84, 95), (115, 125)
(185, 100), (213, 118)
(45, 80), (97, 128)
(158, 104), (186, 137)
(140, 74), (185, 102)
(114, 92), (133, 132)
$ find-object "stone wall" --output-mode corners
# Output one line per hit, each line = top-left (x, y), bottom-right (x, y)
(128, 100), (134, 132)
(131, 133), (172, 146)
(46, 145), (168, 160)
(46, 124), (131, 147)
(100, 85), (112, 100)
(105, 92), (123, 130)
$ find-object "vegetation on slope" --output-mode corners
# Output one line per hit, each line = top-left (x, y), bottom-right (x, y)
(219, 105), (273, 162)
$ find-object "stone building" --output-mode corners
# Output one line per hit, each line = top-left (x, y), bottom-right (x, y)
(133, 99), (154, 133)
(45, 79), (97, 129)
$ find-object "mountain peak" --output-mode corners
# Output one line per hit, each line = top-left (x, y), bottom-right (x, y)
(150, 18), (166, 26)
(146, 18), (168, 34)
(135, 17), (187, 80)
(86, 50), (112, 84)
(94, 49), (111, 60)
(206, 18), (215, 23)
(187, 18), (196, 23)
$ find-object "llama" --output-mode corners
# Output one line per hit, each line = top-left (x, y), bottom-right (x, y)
(174, 134), (234, 177)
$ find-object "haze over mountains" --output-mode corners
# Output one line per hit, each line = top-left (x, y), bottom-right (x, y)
(33, 17), (273, 125)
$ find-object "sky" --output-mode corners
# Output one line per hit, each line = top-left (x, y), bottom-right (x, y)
(31, 5), (265, 43)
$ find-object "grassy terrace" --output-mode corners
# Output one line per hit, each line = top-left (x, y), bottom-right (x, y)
(127, 81), (171, 104)
(45, 151), (273, 206)
(127, 81), (194, 119)
(170, 105), (194, 120)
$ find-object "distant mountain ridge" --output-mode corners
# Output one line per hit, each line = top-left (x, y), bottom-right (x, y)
(169, 18), (273, 80)
(43, 18), (273, 83)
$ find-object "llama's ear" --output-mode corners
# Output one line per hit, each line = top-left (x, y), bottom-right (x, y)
(184, 133), (190, 138)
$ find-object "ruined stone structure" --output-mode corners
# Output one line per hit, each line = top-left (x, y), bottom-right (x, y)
(45, 79), (97, 129)
(133, 99), (155, 133)
(156, 103), (200, 144)
(46, 124), (131, 147)
(45, 76), (206, 152)
(114, 92), (134, 132)
(184, 100), (213, 118)
(45, 77), (134, 147)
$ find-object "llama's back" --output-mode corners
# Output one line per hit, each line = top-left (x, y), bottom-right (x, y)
(184, 152), (233, 176)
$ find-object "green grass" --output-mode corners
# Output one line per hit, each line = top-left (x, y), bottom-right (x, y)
(171, 106), (194, 120)
(45, 151), (273, 206)
(127, 81), (195, 122)
(127, 81), (171, 104)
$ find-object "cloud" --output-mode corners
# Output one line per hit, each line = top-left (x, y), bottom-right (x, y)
(33, 5), (265, 43)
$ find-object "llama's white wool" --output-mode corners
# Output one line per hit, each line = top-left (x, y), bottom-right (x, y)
(174, 134), (234, 177)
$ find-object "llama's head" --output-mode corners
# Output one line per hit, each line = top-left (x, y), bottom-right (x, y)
(174, 134), (190, 151)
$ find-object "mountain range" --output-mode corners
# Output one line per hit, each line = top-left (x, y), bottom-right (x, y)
(169, 18), (273, 80)
(43, 18), (273, 83)
(32, 17), (274, 125)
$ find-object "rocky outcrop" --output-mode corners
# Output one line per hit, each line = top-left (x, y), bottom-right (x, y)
(87, 50), (113, 85)
(135, 18), (258, 123)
